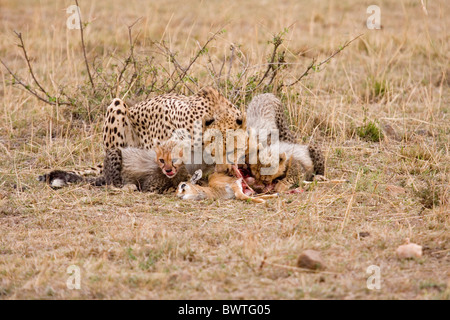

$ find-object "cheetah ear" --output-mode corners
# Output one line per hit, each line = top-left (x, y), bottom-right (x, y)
(239, 112), (247, 129)
(203, 117), (215, 128)
(197, 87), (219, 104)
(190, 169), (202, 185)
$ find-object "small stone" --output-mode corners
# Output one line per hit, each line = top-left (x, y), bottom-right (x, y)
(415, 129), (431, 137)
(359, 231), (370, 238)
(396, 243), (423, 259)
(297, 250), (325, 270)
(382, 124), (401, 141)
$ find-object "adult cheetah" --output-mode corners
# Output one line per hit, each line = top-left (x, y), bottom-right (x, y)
(40, 87), (245, 188)
(101, 86), (244, 186)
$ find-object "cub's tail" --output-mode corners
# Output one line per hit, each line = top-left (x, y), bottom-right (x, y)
(308, 144), (325, 177)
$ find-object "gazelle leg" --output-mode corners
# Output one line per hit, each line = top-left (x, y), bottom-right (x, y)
(231, 181), (266, 203)
(254, 194), (279, 200)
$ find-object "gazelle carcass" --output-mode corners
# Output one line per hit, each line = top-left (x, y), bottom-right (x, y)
(176, 169), (278, 203)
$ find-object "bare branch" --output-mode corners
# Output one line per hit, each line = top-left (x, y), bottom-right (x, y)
(115, 17), (143, 97)
(283, 58), (316, 88)
(256, 33), (283, 88)
(13, 31), (48, 96)
(284, 33), (364, 88)
(315, 33), (364, 68)
(167, 28), (224, 93)
(0, 58), (72, 106)
(155, 41), (195, 94)
(75, 0), (95, 92)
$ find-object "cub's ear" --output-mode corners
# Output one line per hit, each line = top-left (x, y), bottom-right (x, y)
(257, 143), (264, 153)
(279, 152), (287, 163)
(190, 169), (203, 184)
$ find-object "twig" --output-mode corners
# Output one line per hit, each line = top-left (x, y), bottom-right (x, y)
(0, 58), (72, 106)
(256, 33), (284, 88)
(265, 50), (285, 88)
(156, 41), (195, 94)
(227, 44), (235, 81)
(339, 169), (361, 234)
(302, 179), (350, 184)
(128, 17), (142, 74)
(115, 17), (142, 97)
(284, 33), (364, 88)
(283, 58), (316, 88)
(75, 0), (95, 92)
(264, 261), (339, 275)
(217, 54), (226, 81)
(13, 31), (48, 96)
(201, 41), (220, 89)
(167, 28), (224, 93)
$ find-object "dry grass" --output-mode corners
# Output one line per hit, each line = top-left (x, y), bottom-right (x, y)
(0, 0), (449, 299)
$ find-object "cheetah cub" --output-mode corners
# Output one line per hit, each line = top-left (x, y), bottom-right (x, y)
(118, 140), (191, 193)
(248, 142), (325, 193)
(39, 140), (191, 193)
(245, 93), (326, 192)
(177, 170), (278, 203)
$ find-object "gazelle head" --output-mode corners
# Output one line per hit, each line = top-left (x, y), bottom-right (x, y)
(176, 169), (207, 200)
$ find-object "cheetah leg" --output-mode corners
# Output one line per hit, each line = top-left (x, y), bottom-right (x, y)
(102, 98), (140, 188)
(103, 98), (139, 150)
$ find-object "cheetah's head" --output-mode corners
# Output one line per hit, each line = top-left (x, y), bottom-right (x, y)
(196, 87), (246, 170)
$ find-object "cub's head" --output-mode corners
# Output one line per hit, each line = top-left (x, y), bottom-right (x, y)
(154, 139), (189, 178)
(249, 144), (288, 190)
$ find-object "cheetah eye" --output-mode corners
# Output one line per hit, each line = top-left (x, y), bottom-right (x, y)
(205, 118), (215, 127)
(159, 159), (165, 164)
(236, 118), (243, 126)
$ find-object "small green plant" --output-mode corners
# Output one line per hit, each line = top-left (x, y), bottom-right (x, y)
(373, 80), (387, 98)
(357, 120), (383, 142)
(126, 247), (137, 261)
(139, 249), (162, 270)
(335, 148), (344, 157)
